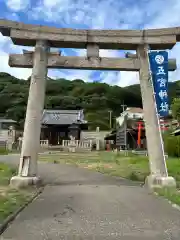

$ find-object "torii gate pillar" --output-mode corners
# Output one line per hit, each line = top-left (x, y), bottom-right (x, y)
(10, 40), (49, 188)
(137, 44), (176, 189)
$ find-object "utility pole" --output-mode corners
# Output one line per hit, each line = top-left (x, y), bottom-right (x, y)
(121, 102), (127, 150)
(108, 110), (112, 129)
(121, 102), (127, 113)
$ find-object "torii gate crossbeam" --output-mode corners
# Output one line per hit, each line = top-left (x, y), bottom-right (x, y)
(9, 53), (177, 71)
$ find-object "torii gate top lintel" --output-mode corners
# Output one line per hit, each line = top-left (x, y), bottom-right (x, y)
(0, 19), (180, 50)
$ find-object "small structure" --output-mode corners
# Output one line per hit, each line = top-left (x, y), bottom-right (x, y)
(115, 107), (146, 150)
(115, 107), (177, 150)
(41, 109), (88, 145)
(0, 118), (16, 150)
(0, 118), (16, 130)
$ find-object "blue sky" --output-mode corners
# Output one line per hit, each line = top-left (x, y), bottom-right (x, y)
(0, 0), (180, 86)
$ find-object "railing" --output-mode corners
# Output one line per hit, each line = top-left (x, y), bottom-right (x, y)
(18, 139), (92, 151)
(62, 140), (93, 149)
(40, 140), (49, 147)
(63, 140), (79, 147)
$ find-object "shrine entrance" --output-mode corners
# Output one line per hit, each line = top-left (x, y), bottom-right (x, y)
(0, 19), (178, 188)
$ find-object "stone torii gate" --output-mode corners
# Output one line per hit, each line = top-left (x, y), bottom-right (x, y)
(0, 19), (178, 188)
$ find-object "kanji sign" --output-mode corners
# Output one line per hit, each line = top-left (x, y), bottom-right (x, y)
(149, 51), (169, 117)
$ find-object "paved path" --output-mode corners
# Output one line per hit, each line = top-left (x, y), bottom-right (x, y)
(1, 155), (180, 239)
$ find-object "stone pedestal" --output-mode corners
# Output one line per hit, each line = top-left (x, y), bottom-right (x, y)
(10, 176), (41, 188)
(145, 175), (176, 189)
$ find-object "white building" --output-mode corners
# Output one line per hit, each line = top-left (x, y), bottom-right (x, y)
(116, 107), (143, 126)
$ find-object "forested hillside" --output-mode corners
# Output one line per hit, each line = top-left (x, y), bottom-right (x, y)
(0, 72), (179, 130)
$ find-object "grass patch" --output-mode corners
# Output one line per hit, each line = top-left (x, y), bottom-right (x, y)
(39, 152), (180, 206)
(0, 188), (35, 222)
(0, 147), (9, 155)
(39, 152), (180, 185)
(155, 187), (180, 206)
(39, 152), (150, 182)
(0, 163), (37, 223)
(0, 163), (17, 185)
(166, 158), (180, 188)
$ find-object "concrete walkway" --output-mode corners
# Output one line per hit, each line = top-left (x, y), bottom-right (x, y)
(1, 155), (180, 239)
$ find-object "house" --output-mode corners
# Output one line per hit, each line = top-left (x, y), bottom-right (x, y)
(171, 128), (180, 136)
(111, 106), (178, 151)
(40, 109), (88, 145)
(118, 107), (144, 121)
(114, 107), (146, 150)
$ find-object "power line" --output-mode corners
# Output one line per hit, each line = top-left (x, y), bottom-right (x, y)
(121, 101), (127, 113)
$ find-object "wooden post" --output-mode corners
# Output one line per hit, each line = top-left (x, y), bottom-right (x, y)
(137, 122), (142, 148)
(137, 44), (176, 188)
(10, 40), (49, 188)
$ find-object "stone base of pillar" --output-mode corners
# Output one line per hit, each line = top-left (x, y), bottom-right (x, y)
(145, 175), (176, 189)
(10, 175), (42, 189)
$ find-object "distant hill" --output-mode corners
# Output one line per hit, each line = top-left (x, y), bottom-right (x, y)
(0, 72), (179, 130)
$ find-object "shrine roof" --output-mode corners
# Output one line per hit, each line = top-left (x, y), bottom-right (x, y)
(0, 118), (16, 123)
(41, 109), (87, 125)
(125, 107), (143, 114)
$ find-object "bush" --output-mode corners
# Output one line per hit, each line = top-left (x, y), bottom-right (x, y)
(163, 132), (180, 158)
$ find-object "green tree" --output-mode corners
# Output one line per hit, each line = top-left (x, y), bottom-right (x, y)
(0, 72), (179, 130)
(171, 98), (180, 121)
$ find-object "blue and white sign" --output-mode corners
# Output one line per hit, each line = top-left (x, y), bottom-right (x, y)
(149, 51), (169, 117)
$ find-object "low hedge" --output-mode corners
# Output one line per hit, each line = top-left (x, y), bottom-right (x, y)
(163, 132), (180, 158)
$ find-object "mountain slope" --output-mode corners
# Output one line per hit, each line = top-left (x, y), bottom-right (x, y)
(0, 72), (179, 130)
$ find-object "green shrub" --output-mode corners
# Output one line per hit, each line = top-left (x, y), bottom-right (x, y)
(128, 172), (139, 181)
(163, 132), (180, 158)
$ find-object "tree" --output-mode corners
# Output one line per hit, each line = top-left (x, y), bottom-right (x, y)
(171, 98), (180, 121)
(0, 72), (179, 130)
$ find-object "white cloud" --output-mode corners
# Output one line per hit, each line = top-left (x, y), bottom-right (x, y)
(29, 0), (145, 29)
(117, 72), (139, 87)
(5, 0), (30, 11)
(0, 34), (32, 79)
(50, 69), (93, 82)
(0, 49), (32, 79)
(1, 0), (180, 86)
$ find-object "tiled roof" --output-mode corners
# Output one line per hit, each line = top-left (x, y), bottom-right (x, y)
(172, 128), (180, 136)
(41, 109), (87, 125)
(0, 118), (16, 123)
